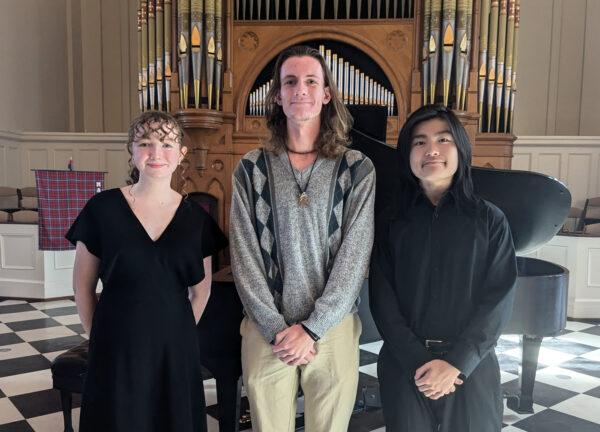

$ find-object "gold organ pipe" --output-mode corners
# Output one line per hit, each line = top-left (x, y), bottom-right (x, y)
(156, 0), (165, 111)
(149, 0), (156, 109)
(177, 0), (190, 108)
(486, 0), (499, 131)
(494, 0), (508, 131)
(141, 1), (149, 110)
(165, 0), (172, 111)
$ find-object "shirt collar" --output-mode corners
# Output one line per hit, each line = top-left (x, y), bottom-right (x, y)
(414, 188), (457, 209)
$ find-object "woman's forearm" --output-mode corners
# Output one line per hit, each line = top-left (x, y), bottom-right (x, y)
(189, 256), (213, 323)
(190, 287), (210, 323)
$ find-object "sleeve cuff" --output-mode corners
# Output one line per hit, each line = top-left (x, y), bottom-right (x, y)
(252, 314), (288, 345)
(444, 341), (480, 378)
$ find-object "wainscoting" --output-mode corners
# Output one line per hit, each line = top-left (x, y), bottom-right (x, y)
(523, 234), (600, 319)
(513, 136), (600, 209)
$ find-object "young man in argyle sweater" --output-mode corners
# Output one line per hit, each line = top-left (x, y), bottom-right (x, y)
(230, 45), (375, 432)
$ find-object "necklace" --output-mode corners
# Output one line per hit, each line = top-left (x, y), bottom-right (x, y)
(286, 147), (318, 155)
(285, 151), (318, 206)
(129, 184), (167, 208)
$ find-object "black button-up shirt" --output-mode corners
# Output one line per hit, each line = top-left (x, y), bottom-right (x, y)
(369, 193), (517, 377)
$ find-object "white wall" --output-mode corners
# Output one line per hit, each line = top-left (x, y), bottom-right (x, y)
(0, 0), (138, 133)
(514, 0), (600, 135)
(0, 0), (70, 132)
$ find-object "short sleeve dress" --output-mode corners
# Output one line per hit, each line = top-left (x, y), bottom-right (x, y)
(66, 188), (228, 432)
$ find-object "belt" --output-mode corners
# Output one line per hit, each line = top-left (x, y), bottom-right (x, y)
(422, 339), (453, 352)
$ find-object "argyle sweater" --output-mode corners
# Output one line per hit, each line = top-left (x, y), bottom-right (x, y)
(230, 148), (375, 343)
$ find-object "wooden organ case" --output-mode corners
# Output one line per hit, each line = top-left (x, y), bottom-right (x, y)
(137, 0), (521, 234)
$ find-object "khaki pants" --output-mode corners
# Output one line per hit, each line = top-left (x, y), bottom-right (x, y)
(240, 314), (362, 432)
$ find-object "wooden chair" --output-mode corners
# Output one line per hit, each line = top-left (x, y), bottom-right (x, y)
(562, 207), (583, 232)
(581, 197), (600, 229)
(583, 223), (600, 236)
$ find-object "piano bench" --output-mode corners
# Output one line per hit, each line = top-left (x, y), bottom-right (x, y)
(51, 340), (89, 432)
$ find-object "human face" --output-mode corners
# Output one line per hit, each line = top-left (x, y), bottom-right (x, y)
(276, 56), (332, 124)
(130, 121), (187, 180)
(409, 118), (459, 192)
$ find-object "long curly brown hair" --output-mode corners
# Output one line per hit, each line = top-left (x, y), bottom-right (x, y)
(264, 45), (352, 158)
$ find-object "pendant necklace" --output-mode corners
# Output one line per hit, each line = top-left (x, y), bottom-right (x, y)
(285, 151), (318, 207)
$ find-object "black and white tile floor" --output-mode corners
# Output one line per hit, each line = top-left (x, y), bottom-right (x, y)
(0, 299), (599, 431)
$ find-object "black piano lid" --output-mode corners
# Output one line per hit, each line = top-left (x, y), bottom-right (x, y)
(471, 166), (571, 254)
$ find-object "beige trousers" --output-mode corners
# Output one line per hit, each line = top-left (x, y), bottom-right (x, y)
(240, 314), (362, 432)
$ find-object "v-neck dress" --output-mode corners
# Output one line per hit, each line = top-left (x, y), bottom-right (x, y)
(66, 188), (227, 432)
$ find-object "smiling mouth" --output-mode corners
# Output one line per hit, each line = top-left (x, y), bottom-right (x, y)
(422, 160), (446, 167)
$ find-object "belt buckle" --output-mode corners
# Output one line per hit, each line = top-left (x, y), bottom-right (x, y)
(425, 339), (443, 348)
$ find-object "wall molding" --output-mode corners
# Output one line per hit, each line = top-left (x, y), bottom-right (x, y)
(515, 136), (600, 147)
(0, 130), (126, 143)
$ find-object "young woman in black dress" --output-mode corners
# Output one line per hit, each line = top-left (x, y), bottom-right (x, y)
(370, 105), (517, 431)
(67, 111), (227, 431)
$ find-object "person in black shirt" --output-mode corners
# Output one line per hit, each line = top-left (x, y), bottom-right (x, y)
(369, 104), (517, 432)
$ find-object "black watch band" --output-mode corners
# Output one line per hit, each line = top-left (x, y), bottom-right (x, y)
(301, 324), (320, 341)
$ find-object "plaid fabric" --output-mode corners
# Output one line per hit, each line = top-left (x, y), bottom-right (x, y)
(34, 170), (105, 251)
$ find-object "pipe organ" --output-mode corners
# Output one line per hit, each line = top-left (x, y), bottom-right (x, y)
(477, 0), (519, 133)
(234, 0), (415, 20)
(420, 0), (474, 110)
(135, 0), (519, 233)
(137, 0), (224, 112)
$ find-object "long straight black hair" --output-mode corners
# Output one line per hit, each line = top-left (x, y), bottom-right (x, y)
(395, 104), (478, 218)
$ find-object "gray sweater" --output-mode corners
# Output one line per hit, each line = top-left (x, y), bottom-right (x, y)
(230, 148), (375, 343)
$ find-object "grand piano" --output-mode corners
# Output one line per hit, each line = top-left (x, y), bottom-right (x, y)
(196, 106), (571, 430)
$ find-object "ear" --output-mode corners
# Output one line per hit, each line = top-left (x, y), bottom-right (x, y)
(323, 86), (332, 105)
(180, 146), (188, 159)
(275, 91), (282, 106)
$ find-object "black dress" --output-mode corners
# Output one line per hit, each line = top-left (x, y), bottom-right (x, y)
(66, 188), (228, 432)
(369, 192), (517, 432)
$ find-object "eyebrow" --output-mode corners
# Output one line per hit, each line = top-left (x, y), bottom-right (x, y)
(411, 129), (453, 139)
(282, 74), (321, 80)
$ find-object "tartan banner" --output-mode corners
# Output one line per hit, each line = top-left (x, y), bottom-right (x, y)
(34, 170), (105, 251)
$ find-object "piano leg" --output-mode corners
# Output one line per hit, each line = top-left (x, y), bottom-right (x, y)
(215, 375), (243, 432)
(506, 335), (543, 414)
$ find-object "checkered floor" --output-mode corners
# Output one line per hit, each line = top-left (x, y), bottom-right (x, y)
(0, 299), (599, 431)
